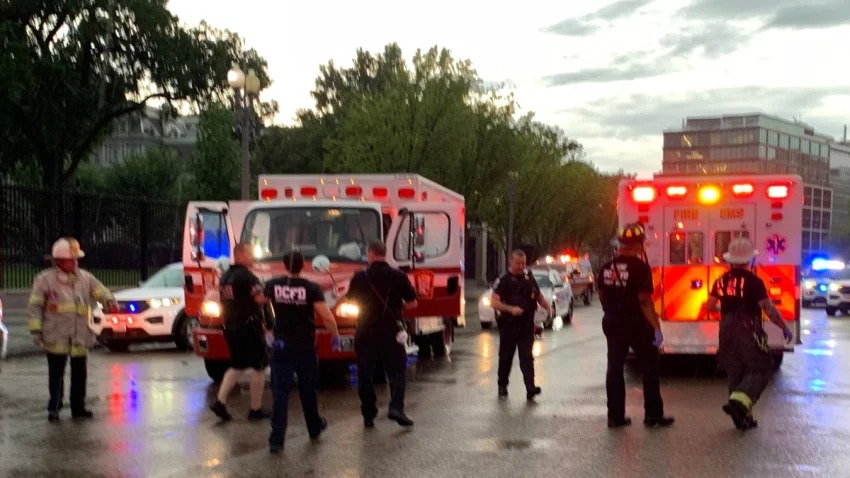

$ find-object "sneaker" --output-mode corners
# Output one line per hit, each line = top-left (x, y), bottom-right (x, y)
(269, 444), (283, 454)
(608, 417), (632, 428)
(722, 400), (749, 430)
(71, 409), (94, 419)
(48, 411), (60, 422)
(387, 409), (414, 427)
(248, 408), (272, 421)
(310, 418), (328, 440)
(210, 400), (232, 421)
(644, 416), (675, 428)
(743, 416), (758, 430)
(498, 386), (509, 398)
(527, 386), (542, 401)
(364, 416), (375, 428)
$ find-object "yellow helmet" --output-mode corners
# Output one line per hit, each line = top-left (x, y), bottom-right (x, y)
(617, 222), (646, 246)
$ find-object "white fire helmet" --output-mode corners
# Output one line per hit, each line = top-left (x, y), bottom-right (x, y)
(51, 238), (85, 260)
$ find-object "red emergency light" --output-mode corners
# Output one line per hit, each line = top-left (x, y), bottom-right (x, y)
(732, 183), (754, 197)
(373, 187), (388, 198)
(398, 187), (416, 199)
(631, 185), (657, 204)
(666, 186), (687, 198)
(260, 188), (278, 200)
(300, 186), (318, 197)
(345, 186), (363, 197)
(767, 185), (789, 199)
(284, 188), (294, 198)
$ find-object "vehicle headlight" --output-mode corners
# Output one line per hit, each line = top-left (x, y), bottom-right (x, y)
(829, 283), (841, 292)
(201, 300), (221, 318)
(336, 302), (360, 319)
(481, 296), (491, 307)
(148, 297), (181, 308)
(804, 280), (816, 290)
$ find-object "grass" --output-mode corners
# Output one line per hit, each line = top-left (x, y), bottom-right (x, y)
(1, 265), (141, 289)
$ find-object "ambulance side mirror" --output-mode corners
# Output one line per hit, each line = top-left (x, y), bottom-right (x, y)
(412, 214), (426, 263)
(312, 255), (331, 273)
(190, 213), (205, 262)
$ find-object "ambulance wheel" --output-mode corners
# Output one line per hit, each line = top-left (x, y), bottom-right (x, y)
(826, 306), (838, 317)
(564, 301), (574, 324)
(204, 359), (230, 384)
(172, 313), (195, 352)
(481, 321), (493, 330)
(772, 353), (784, 368)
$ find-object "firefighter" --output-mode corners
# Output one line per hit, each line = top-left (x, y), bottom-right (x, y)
(28, 238), (118, 422)
(597, 223), (674, 428)
(346, 241), (417, 428)
(706, 237), (794, 431)
(490, 250), (551, 401)
(209, 242), (270, 421)
(263, 251), (341, 454)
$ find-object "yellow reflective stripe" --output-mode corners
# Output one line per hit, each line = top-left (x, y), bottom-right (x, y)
(43, 342), (88, 357)
(28, 319), (42, 332)
(730, 391), (753, 410)
(48, 302), (90, 314)
(70, 345), (88, 357)
(93, 286), (112, 303)
(29, 294), (46, 306)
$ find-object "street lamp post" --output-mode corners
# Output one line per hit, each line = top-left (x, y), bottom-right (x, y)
(227, 63), (261, 200)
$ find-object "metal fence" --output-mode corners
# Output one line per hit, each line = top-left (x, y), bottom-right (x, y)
(0, 181), (185, 289)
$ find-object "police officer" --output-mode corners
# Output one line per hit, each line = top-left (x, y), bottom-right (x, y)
(28, 238), (118, 421)
(346, 241), (417, 428)
(209, 242), (270, 421)
(490, 250), (551, 401)
(597, 223), (674, 428)
(263, 251), (341, 454)
(706, 237), (793, 431)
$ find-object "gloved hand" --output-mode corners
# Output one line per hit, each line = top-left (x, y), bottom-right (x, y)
(331, 336), (343, 352)
(652, 328), (664, 348)
(782, 327), (793, 344)
(106, 300), (120, 313)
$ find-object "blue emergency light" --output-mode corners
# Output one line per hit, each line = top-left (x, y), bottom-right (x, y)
(811, 258), (845, 271)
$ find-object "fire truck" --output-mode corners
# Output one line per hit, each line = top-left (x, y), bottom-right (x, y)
(183, 174), (465, 382)
(617, 174), (802, 366)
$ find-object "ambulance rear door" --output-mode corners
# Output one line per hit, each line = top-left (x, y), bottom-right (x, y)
(662, 204), (710, 321)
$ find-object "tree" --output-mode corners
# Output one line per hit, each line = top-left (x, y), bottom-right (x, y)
(76, 147), (185, 200)
(252, 113), (328, 177)
(184, 102), (240, 200)
(0, 1), (271, 190)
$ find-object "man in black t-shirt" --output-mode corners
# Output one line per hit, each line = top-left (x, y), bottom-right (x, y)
(490, 250), (551, 401)
(706, 237), (793, 431)
(597, 223), (674, 429)
(210, 243), (270, 422)
(263, 251), (340, 454)
(346, 241), (418, 428)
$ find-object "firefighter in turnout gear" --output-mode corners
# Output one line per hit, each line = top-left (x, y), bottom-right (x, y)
(28, 238), (118, 422)
(597, 223), (674, 428)
(706, 237), (794, 431)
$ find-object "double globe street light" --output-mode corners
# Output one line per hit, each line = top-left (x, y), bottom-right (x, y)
(227, 64), (261, 200)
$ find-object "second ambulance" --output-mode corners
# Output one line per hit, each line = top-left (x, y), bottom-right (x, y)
(617, 174), (802, 366)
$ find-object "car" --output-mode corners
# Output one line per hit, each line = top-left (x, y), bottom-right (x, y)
(0, 297), (7, 361)
(825, 267), (850, 316)
(91, 263), (194, 352)
(802, 259), (846, 308)
(478, 267), (573, 329)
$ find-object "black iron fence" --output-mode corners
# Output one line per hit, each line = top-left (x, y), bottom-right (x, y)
(0, 181), (185, 289)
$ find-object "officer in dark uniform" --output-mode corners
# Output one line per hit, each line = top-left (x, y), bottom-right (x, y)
(597, 223), (674, 428)
(210, 242), (270, 422)
(706, 237), (793, 431)
(346, 241), (418, 428)
(263, 251), (342, 453)
(490, 250), (551, 401)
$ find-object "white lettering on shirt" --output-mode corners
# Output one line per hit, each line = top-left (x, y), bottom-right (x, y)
(274, 285), (308, 305)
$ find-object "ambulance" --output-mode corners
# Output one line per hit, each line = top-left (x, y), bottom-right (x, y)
(617, 174), (802, 366)
(183, 174), (465, 382)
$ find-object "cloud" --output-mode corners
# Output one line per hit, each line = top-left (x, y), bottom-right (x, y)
(765, 2), (850, 30)
(660, 23), (752, 59)
(544, 63), (669, 86)
(543, 0), (654, 37)
(681, 0), (803, 20)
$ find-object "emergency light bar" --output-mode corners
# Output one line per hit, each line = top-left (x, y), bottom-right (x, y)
(811, 259), (845, 271)
(698, 186), (721, 205)
(732, 183), (754, 197)
(631, 186), (657, 204)
(666, 186), (687, 198)
(767, 185), (789, 199)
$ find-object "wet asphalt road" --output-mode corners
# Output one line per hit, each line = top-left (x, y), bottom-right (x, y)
(1, 302), (849, 478)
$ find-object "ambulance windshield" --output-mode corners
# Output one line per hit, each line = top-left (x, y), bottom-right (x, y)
(241, 206), (381, 263)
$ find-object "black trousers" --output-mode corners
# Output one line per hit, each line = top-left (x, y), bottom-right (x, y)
(46, 353), (87, 413)
(269, 343), (322, 446)
(355, 335), (407, 418)
(497, 316), (536, 391)
(602, 320), (664, 420)
(718, 314), (774, 408)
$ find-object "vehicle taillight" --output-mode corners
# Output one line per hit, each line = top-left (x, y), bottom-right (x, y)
(260, 188), (277, 200)
(300, 186), (318, 196)
(732, 183), (754, 197)
(767, 185), (789, 199)
(631, 186), (657, 204)
(666, 186), (687, 198)
(698, 185), (721, 205)
(373, 187), (388, 198)
(398, 187), (415, 199)
(345, 186), (362, 197)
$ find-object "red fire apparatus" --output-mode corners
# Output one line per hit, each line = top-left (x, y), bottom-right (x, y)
(182, 174), (466, 382)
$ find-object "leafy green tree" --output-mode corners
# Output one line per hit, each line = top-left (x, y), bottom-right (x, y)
(184, 102), (239, 200)
(77, 147), (185, 200)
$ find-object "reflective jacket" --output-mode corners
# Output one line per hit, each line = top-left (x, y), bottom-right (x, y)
(28, 268), (114, 356)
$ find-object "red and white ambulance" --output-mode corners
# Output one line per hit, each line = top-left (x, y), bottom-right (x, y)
(617, 174), (802, 365)
(183, 174), (465, 382)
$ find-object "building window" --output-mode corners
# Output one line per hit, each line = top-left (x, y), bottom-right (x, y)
(813, 188), (822, 208)
(790, 137), (800, 149)
(812, 210), (822, 229)
(823, 190), (832, 209)
(803, 208), (811, 227)
(823, 211), (832, 229)
(768, 131), (778, 146)
(779, 134), (789, 149)
(804, 187), (813, 206)
(759, 129), (767, 144)
(803, 231), (811, 251)
(802, 139), (810, 152)
(812, 232), (821, 251)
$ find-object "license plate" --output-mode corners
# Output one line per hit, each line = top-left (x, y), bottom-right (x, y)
(113, 324), (127, 333)
(339, 336), (354, 351)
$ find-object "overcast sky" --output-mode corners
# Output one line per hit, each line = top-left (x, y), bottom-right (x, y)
(168, 0), (850, 175)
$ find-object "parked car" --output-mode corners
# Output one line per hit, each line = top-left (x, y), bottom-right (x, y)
(0, 297), (7, 361)
(91, 263), (194, 352)
(825, 267), (850, 316)
(478, 267), (573, 329)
